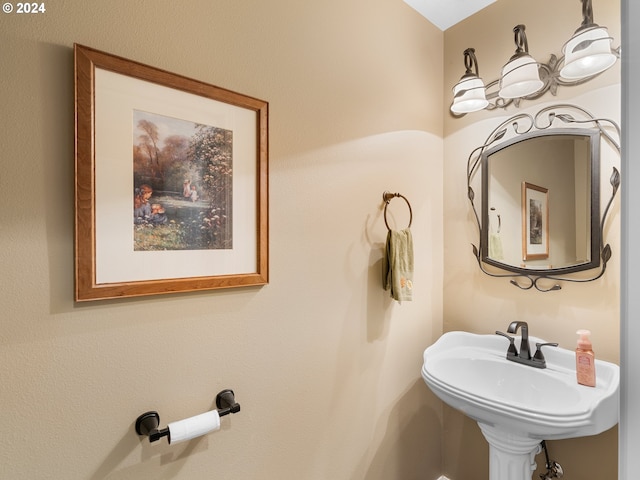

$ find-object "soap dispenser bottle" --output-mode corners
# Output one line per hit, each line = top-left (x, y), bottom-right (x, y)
(576, 329), (596, 387)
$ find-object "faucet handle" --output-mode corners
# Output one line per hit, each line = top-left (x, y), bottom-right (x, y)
(533, 342), (559, 366)
(495, 331), (518, 357)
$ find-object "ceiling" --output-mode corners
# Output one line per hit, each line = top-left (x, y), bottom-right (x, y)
(403, 0), (497, 31)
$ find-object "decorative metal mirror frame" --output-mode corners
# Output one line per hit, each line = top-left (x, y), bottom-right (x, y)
(467, 104), (620, 292)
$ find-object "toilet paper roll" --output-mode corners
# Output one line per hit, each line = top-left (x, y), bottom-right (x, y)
(168, 409), (221, 444)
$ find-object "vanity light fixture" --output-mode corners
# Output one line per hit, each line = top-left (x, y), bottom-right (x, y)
(451, 48), (489, 114)
(498, 25), (544, 99)
(449, 0), (619, 115)
(560, 0), (617, 79)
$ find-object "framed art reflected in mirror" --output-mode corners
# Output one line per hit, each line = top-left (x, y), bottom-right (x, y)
(522, 182), (549, 262)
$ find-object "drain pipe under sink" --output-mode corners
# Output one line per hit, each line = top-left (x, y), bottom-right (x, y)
(538, 441), (564, 479)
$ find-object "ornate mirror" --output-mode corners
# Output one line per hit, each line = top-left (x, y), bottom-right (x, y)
(467, 105), (620, 291)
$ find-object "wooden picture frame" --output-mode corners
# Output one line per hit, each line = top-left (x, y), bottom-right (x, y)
(74, 44), (268, 301)
(522, 182), (549, 261)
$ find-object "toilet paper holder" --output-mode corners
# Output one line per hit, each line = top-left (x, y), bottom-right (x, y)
(135, 389), (240, 443)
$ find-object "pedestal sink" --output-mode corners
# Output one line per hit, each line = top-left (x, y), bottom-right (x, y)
(421, 331), (619, 480)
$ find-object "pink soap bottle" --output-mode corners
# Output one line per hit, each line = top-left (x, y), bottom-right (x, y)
(576, 329), (596, 387)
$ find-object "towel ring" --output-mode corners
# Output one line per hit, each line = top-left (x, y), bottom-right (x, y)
(383, 191), (413, 231)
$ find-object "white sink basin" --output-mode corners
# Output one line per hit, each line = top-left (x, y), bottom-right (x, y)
(421, 331), (619, 480)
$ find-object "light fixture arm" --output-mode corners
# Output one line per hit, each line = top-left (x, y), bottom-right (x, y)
(512, 24), (530, 58)
(463, 48), (480, 78)
(581, 0), (594, 29)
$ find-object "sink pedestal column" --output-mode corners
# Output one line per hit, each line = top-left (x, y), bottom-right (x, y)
(478, 423), (542, 480)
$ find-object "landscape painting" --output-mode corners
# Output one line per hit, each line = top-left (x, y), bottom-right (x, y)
(133, 110), (233, 251)
(528, 198), (543, 245)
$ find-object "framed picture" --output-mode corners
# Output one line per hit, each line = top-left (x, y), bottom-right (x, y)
(74, 44), (268, 301)
(521, 182), (549, 261)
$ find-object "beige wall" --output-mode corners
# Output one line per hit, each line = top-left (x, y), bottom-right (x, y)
(443, 1), (621, 479)
(0, 1), (444, 479)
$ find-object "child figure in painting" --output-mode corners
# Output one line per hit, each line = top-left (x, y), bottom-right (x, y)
(149, 203), (167, 225)
(134, 184), (153, 224)
(183, 179), (191, 198)
(190, 184), (199, 202)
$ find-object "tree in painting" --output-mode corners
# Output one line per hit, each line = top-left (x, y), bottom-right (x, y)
(189, 124), (233, 248)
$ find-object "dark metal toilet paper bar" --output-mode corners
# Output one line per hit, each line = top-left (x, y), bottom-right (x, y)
(135, 389), (240, 443)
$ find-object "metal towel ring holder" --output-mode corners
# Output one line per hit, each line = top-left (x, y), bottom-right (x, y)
(382, 191), (413, 231)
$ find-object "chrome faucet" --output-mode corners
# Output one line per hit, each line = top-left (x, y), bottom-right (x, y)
(495, 321), (558, 369)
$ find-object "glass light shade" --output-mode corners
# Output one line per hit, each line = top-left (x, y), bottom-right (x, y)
(498, 55), (544, 99)
(451, 76), (488, 114)
(560, 26), (616, 80)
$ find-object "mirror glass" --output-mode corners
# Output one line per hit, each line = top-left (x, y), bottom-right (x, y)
(480, 129), (600, 274)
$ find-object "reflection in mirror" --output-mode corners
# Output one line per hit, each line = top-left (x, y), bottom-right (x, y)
(482, 130), (599, 272)
(467, 105), (620, 292)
